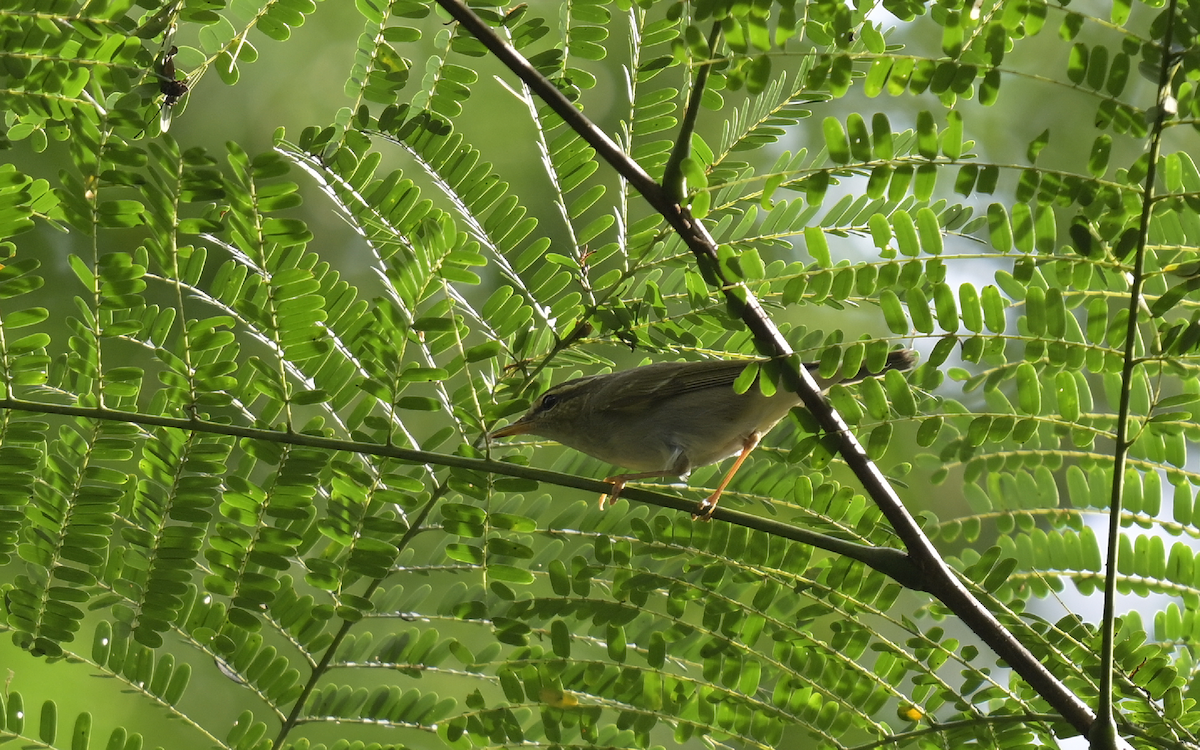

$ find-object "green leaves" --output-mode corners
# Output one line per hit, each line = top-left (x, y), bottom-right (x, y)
(822, 116), (850, 164)
(5, 1), (1200, 749)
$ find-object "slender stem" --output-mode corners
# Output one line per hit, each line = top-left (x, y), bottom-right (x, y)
(1092, 3), (1178, 747)
(272, 492), (442, 749)
(433, 0), (1095, 733)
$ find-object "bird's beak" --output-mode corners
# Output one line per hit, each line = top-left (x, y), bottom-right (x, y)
(489, 420), (532, 439)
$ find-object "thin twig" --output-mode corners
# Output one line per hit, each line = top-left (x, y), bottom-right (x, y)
(0, 397), (920, 588)
(1093, 1), (1179, 747)
(661, 22), (722, 202)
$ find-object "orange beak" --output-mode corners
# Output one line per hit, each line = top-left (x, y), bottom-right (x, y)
(488, 420), (533, 439)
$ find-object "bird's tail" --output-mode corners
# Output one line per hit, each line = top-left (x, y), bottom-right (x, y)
(809, 348), (918, 384)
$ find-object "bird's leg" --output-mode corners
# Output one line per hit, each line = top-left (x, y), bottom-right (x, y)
(694, 433), (761, 520)
(599, 470), (680, 509)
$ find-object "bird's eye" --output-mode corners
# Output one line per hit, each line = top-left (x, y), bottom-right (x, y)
(540, 393), (559, 410)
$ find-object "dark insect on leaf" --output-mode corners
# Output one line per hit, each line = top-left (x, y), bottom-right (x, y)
(159, 46), (189, 105)
(155, 45), (191, 132)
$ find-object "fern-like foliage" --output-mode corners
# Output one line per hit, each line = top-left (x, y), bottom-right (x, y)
(1, 0), (1199, 749)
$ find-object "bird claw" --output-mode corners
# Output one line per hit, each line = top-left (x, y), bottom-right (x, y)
(599, 478), (628, 510)
(692, 493), (720, 521)
(600, 475), (721, 520)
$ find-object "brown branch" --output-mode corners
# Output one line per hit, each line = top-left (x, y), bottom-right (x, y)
(434, 0), (1094, 735)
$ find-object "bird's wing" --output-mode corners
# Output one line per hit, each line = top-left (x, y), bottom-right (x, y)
(601, 360), (758, 413)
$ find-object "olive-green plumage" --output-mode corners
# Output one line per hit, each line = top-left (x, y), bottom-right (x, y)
(491, 349), (917, 516)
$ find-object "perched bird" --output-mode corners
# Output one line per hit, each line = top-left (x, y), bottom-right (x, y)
(490, 349), (917, 518)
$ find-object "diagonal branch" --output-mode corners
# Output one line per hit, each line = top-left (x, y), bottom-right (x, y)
(435, 0), (1095, 735)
